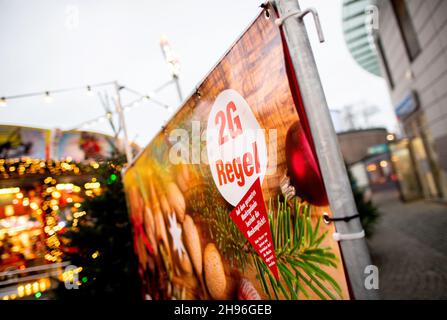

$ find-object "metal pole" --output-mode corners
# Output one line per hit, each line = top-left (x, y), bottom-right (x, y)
(159, 36), (183, 104)
(274, 0), (379, 300)
(173, 75), (183, 103)
(114, 81), (133, 164)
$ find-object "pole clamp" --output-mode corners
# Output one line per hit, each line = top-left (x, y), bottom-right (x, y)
(333, 230), (365, 242)
(274, 7), (325, 43)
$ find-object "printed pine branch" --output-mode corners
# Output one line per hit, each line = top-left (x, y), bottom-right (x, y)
(254, 198), (342, 300)
(188, 167), (342, 299)
(201, 203), (249, 268)
(188, 177), (249, 268)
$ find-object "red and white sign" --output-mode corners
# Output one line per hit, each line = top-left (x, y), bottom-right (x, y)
(207, 89), (278, 279)
(207, 89), (268, 207)
(229, 178), (278, 279)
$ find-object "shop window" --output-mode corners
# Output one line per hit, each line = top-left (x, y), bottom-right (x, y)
(391, 0), (421, 61)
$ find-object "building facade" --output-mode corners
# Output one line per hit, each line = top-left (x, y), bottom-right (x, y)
(338, 128), (398, 196)
(343, 0), (447, 201)
(338, 128), (389, 165)
(342, 0), (382, 76)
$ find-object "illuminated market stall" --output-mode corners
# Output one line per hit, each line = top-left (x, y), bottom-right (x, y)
(0, 125), (130, 300)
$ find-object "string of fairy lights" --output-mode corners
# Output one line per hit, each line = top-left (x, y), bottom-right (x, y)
(73, 86), (174, 131)
(0, 81), (114, 106)
(0, 80), (174, 132)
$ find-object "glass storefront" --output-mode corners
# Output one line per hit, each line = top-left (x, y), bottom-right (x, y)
(389, 140), (422, 201)
(399, 113), (447, 202)
(411, 137), (439, 199)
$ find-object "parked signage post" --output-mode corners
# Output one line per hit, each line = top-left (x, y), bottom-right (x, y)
(274, 0), (378, 299)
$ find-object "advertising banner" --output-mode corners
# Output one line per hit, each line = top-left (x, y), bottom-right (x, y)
(0, 125), (50, 160)
(123, 11), (350, 300)
(53, 130), (118, 162)
(0, 126), (128, 162)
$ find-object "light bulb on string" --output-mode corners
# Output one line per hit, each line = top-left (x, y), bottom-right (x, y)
(144, 91), (155, 101)
(86, 86), (94, 96)
(44, 92), (53, 104)
(0, 97), (6, 107)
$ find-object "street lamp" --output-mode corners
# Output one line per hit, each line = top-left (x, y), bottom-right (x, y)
(386, 133), (396, 142)
(160, 35), (183, 103)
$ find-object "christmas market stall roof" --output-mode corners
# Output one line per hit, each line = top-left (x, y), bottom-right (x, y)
(0, 124), (140, 163)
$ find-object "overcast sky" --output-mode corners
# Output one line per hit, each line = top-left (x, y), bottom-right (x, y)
(0, 0), (399, 146)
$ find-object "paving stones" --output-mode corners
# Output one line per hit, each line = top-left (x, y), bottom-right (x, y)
(367, 190), (447, 300)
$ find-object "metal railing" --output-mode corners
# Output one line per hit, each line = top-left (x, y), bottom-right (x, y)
(0, 261), (71, 287)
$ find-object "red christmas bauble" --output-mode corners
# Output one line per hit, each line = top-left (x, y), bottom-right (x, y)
(285, 121), (329, 206)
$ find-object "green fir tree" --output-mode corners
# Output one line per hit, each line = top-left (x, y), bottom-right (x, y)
(56, 155), (141, 300)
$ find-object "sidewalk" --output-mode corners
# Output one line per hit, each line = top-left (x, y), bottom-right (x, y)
(367, 190), (447, 300)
